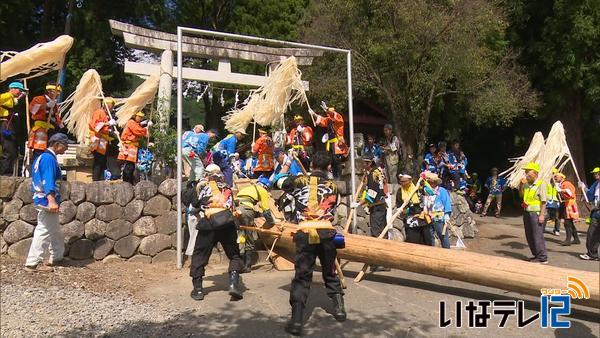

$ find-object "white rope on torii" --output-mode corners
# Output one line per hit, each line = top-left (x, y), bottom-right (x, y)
(501, 120), (588, 202)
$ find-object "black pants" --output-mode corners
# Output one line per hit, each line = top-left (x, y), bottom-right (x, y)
(0, 121), (17, 175)
(523, 211), (548, 261)
(92, 152), (107, 181)
(563, 218), (580, 242)
(121, 161), (136, 184)
(405, 225), (433, 245)
(369, 204), (388, 238)
(189, 226), (243, 279)
(586, 212), (600, 258)
(290, 232), (343, 307)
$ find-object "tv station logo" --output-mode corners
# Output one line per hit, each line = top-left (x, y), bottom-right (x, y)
(439, 276), (590, 329)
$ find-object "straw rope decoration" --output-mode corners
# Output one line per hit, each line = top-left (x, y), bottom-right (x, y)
(501, 131), (545, 188)
(115, 74), (160, 127)
(61, 69), (105, 143)
(536, 121), (573, 184)
(0, 35), (74, 82)
(223, 56), (310, 132)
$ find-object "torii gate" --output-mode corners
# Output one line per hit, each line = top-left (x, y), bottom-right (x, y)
(109, 20), (319, 128)
(111, 20), (357, 268)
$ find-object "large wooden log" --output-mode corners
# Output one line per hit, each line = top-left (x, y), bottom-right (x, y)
(247, 221), (600, 309)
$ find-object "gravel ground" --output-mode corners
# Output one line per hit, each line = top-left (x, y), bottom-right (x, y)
(1, 284), (175, 337)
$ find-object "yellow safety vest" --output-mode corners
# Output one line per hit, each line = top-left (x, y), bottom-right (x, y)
(523, 180), (543, 212)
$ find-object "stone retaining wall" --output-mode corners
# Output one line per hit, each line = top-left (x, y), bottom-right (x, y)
(0, 177), (181, 264)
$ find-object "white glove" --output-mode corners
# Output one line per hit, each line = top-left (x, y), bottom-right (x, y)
(296, 125), (304, 132)
(46, 100), (57, 109)
(288, 148), (296, 157)
(146, 121), (153, 127)
(554, 183), (562, 192)
(578, 181), (586, 190)
(108, 119), (116, 126)
(350, 202), (361, 209)
(251, 142), (256, 148)
(321, 134), (329, 143)
(444, 214), (450, 223)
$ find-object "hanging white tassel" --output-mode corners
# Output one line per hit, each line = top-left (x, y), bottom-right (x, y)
(196, 84), (209, 102)
(208, 88), (213, 101)
(234, 90), (239, 108)
(242, 90), (253, 105)
(220, 89), (225, 107)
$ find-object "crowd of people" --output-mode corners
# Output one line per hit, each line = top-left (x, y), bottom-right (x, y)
(0, 81), (156, 184)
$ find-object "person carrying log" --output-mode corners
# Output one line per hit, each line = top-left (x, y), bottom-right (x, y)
(309, 106), (348, 178)
(118, 111), (151, 184)
(351, 154), (390, 271)
(287, 114), (313, 169)
(396, 174), (432, 246)
(234, 176), (276, 273)
(276, 150), (346, 335)
(422, 172), (452, 248)
(518, 162), (548, 264)
(0, 82), (27, 175)
(189, 164), (244, 301)
(553, 170), (581, 246)
(28, 82), (64, 161)
(578, 167), (600, 261)
(251, 128), (274, 178)
(89, 97), (117, 181)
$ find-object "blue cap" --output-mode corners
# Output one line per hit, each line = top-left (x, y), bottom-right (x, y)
(257, 176), (271, 189)
(48, 133), (70, 145)
(8, 82), (27, 91)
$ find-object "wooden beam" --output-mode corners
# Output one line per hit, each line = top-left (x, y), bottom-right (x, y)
(110, 20), (322, 64)
(124, 61), (309, 90)
(249, 220), (600, 309)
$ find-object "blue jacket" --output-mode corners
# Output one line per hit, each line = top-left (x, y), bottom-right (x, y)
(31, 150), (62, 207)
(424, 186), (452, 221)
(182, 131), (210, 155)
(363, 144), (382, 160)
(587, 181), (599, 207)
(485, 176), (506, 196)
(423, 152), (437, 172)
(213, 134), (237, 156)
(448, 151), (468, 174)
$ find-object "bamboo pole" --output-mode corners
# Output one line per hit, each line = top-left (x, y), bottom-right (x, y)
(246, 220), (600, 309)
(354, 177), (424, 283)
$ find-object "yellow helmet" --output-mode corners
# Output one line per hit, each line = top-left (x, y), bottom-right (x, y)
(45, 83), (62, 92)
(551, 167), (558, 174)
(103, 97), (116, 105)
(134, 111), (145, 117)
(293, 114), (303, 120)
(592, 167), (600, 174)
(522, 162), (540, 173)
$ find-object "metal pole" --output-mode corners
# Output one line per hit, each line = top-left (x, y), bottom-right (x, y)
(346, 51), (357, 233)
(176, 28), (184, 269)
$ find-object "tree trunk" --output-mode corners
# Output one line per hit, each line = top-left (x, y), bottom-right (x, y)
(248, 221), (600, 309)
(560, 91), (585, 182)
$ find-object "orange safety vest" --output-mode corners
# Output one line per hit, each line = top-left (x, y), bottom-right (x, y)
(559, 180), (580, 220)
(287, 125), (313, 148)
(317, 112), (348, 156)
(252, 134), (274, 172)
(89, 108), (112, 155)
(27, 95), (61, 151)
(118, 119), (147, 163)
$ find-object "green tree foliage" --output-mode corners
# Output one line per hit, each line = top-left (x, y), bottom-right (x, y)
(505, 0), (600, 175)
(303, 0), (539, 165)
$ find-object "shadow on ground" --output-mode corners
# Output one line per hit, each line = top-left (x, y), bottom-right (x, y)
(58, 307), (428, 338)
